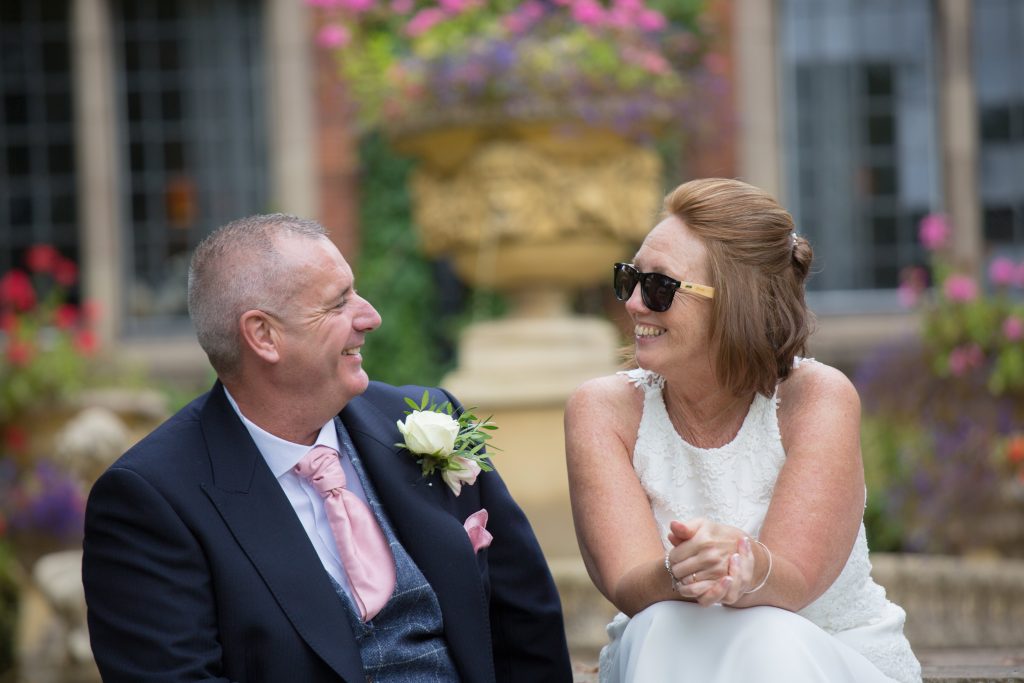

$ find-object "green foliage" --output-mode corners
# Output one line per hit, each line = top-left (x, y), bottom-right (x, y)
(355, 134), (448, 387)
(860, 416), (918, 552)
(354, 135), (507, 388)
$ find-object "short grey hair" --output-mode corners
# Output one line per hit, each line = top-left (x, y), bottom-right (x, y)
(187, 213), (328, 378)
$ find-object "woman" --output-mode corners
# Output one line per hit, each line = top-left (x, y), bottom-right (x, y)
(565, 178), (921, 682)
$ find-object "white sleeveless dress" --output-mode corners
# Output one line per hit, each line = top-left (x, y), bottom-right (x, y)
(599, 366), (922, 683)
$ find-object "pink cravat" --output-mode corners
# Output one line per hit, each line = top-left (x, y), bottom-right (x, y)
(294, 445), (396, 621)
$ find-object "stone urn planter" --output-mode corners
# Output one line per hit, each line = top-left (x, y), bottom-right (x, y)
(392, 115), (663, 406)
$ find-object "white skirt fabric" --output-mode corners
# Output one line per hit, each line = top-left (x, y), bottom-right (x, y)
(600, 601), (905, 683)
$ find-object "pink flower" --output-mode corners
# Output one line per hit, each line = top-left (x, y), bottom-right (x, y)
(606, 7), (632, 29)
(1003, 316), (1024, 342)
(439, 0), (479, 14)
(317, 23), (351, 48)
(442, 456), (481, 496)
(571, 0), (606, 26)
(637, 8), (667, 31)
(338, 0), (374, 11)
(948, 344), (984, 377)
(943, 274), (979, 303)
(1017, 262), (1024, 288)
(613, 0), (643, 11)
(918, 213), (950, 251)
(389, 0), (414, 13)
(897, 266), (928, 308)
(404, 8), (446, 37)
(989, 257), (1017, 288)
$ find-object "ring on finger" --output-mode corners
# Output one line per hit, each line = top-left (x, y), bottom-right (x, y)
(689, 573), (698, 585)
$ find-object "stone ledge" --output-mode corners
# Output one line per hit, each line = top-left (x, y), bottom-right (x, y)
(871, 554), (1024, 649)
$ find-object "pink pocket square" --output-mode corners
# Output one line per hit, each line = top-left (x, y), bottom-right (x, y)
(463, 509), (493, 553)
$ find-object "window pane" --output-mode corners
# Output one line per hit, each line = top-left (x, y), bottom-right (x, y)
(113, 0), (268, 329)
(974, 0), (1024, 252)
(780, 0), (937, 299)
(0, 0), (78, 275)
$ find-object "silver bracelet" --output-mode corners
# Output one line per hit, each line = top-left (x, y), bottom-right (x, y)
(743, 539), (773, 594)
(664, 551), (681, 592)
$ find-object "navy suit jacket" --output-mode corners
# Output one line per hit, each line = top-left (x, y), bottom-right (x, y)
(82, 381), (572, 683)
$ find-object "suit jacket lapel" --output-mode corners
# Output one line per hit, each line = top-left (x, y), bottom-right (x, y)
(198, 383), (365, 683)
(341, 396), (494, 682)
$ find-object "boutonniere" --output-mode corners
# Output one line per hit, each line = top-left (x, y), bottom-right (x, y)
(395, 390), (498, 496)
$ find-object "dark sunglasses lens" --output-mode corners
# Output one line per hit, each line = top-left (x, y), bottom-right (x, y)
(642, 274), (676, 312)
(613, 265), (638, 301)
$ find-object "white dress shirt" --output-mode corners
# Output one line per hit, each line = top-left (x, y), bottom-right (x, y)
(223, 387), (376, 598)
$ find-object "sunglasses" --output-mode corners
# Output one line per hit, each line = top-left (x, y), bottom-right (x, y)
(612, 262), (715, 312)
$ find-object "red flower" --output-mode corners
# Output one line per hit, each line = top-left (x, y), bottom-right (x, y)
(25, 244), (61, 273)
(0, 270), (36, 311)
(6, 338), (36, 366)
(74, 329), (98, 356)
(4, 425), (28, 454)
(53, 257), (78, 287)
(1007, 436), (1024, 466)
(54, 303), (79, 330)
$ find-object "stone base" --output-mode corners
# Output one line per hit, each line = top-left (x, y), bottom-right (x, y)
(443, 314), (621, 408)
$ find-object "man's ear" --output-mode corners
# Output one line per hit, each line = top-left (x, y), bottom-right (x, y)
(239, 309), (281, 364)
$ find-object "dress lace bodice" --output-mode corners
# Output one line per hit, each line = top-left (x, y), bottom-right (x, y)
(620, 366), (921, 681)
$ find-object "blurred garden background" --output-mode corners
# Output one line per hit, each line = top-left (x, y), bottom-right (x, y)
(1, 0), (1023, 680)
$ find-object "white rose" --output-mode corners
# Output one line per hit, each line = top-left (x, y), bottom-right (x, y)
(441, 456), (482, 496)
(396, 410), (459, 457)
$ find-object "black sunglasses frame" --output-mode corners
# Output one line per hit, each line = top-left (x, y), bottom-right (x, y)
(612, 263), (714, 312)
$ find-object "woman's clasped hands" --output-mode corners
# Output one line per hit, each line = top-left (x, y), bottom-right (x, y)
(665, 518), (761, 607)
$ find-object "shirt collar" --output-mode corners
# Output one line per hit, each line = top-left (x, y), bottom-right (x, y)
(222, 386), (341, 478)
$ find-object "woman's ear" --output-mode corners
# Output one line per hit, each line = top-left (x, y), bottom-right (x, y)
(239, 309), (281, 364)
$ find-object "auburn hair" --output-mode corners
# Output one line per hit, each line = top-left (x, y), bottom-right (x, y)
(663, 178), (815, 397)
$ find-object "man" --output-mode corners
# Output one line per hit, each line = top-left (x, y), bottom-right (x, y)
(82, 214), (572, 682)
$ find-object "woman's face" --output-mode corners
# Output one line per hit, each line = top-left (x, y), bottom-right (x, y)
(626, 216), (716, 375)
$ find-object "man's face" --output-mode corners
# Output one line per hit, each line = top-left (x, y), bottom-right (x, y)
(272, 235), (381, 410)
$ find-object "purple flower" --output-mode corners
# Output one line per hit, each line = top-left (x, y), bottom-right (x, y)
(7, 461), (86, 540)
